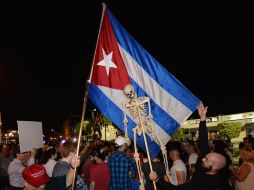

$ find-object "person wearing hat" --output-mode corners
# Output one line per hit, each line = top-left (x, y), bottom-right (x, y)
(108, 136), (136, 190)
(22, 154), (80, 190)
(8, 145), (36, 190)
(89, 150), (110, 190)
(22, 164), (50, 190)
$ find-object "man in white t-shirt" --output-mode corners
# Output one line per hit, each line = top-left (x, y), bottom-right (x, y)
(168, 149), (187, 185)
(186, 142), (198, 177)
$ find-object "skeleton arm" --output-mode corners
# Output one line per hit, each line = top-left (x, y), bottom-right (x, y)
(122, 102), (129, 138)
(155, 134), (170, 178)
(147, 97), (152, 118)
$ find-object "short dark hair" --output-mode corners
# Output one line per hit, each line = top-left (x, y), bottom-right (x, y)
(92, 150), (105, 160)
(39, 148), (56, 164)
(13, 145), (21, 158)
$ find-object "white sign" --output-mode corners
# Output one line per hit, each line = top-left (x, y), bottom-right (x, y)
(17, 121), (43, 153)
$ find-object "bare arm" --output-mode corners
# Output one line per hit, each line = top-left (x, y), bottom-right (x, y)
(176, 171), (185, 185)
(24, 149), (36, 166)
(66, 167), (75, 187)
(89, 181), (95, 190)
(66, 155), (80, 187)
(189, 164), (196, 176)
(230, 163), (251, 182)
(240, 150), (254, 161)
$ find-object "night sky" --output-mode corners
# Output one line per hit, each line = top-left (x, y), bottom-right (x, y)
(0, 1), (253, 132)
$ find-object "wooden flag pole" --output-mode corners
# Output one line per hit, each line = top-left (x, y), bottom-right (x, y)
(71, 83), (89, 190)
(71, 4), (106, 190)
(137, 106), (157, 190)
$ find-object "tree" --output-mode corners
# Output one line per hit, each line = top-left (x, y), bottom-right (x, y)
(99, 114), (112, 140)
(171, 128), (185, 142)
(217, 122), (243, 139)
(99, 114), (112, 127)
(74, 120), (93, 140)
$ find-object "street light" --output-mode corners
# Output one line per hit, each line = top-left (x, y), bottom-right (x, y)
(90, 109), (97, 119)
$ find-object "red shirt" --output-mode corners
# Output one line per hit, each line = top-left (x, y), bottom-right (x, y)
(89, 162), (110, 190)
(82, 159), (93, 185)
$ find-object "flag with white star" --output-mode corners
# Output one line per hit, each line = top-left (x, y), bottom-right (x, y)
(90, 9), (130, 90)
(88, 5), (200, 157)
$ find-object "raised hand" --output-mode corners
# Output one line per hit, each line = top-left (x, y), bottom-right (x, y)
(149, 171), (159, 182)
(197, 102), (208, 121)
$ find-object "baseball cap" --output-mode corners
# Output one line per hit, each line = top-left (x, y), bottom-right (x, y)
(115, 136), (128, 146)
(22, 164), (50, 187)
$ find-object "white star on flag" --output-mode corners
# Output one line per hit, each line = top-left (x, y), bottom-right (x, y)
(97, 48), (117, 76)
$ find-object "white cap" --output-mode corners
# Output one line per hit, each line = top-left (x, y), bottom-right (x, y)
(115, 136), (128, 146)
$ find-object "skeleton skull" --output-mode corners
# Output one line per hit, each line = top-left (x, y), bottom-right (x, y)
(123, 84), (136, 99)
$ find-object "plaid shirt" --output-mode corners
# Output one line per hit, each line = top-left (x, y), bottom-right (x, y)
(108, 150), (136, 190)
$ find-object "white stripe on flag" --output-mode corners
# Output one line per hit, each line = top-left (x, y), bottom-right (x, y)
(97, 85), (171, 145)
(119, 45), (193, 124)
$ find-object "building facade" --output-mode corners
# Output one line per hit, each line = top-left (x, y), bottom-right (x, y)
(181, 111), (254, 140)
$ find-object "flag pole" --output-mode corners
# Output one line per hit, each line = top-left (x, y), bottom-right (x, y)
(71, 3), (106, 190)
(88, 2), (106, 83)
(71, 83), (89, 190)
(137, 107), (157, 190)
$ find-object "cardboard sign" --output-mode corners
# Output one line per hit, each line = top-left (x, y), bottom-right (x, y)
(17, 121), (43, 153)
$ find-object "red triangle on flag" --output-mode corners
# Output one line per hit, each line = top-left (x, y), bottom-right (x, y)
(91, 10), (131, 90)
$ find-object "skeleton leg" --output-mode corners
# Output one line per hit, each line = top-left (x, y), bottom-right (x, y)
(146, 100), (155, 139)
(147, 98), (169, 176)
(155, 133), (170, 178)
(132, 128), (145, 190)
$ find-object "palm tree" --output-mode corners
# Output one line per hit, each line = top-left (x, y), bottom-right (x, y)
(74, 120), (93, 141)
(99, 114), (112, 141)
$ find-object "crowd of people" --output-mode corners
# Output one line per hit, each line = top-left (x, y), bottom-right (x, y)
(0, 103), (254, 190)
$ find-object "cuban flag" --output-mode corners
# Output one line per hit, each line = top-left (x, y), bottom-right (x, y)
(88, 5), (200, 157)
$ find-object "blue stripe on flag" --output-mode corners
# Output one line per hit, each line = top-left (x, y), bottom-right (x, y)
(88, 83), (161, 157)
(107, 8), (200, 112)
(130, 79), (180, 136)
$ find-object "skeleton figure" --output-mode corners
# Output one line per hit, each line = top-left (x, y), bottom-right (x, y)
(122, 84), (171, 190)
(122, 84), (156, 139)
